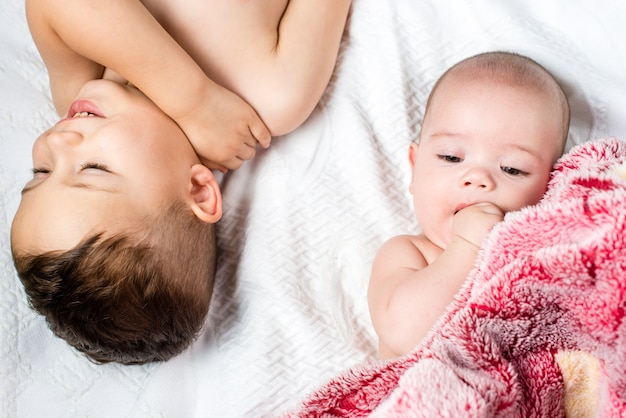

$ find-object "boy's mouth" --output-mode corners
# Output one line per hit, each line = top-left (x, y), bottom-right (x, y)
(67, 99), (104, 119)
(72, 111), (96, 118)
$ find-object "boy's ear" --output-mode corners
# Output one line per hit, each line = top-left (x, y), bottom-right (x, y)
(188, 164), (222, 223)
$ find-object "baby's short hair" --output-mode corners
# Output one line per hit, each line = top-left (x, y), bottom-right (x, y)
(425, 51), (570, 153)
(13, 200), (215, 365)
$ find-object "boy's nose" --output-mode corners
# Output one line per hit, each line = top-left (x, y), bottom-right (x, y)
(45, 130), (84, 151)
(460, 167), (495, 190)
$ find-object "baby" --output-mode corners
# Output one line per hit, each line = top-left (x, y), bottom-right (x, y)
(368, 51), (570, 359)
(11, 0), (351, 364)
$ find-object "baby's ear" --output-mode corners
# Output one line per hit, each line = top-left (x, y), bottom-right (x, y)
(408, 142), (419, 169)
(188, 164), (222, 223)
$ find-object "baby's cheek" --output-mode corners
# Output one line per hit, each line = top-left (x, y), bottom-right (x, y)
(502, 185), (544, 212)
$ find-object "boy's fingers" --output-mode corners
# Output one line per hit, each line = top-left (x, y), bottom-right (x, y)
(244, 136), (258, 148)
(203, 160), (229, 173)
(221, 158), (244, 170)
(239, 144), (256, 161)
(202, 143), (256, 172)
(250, 121), (271, 148)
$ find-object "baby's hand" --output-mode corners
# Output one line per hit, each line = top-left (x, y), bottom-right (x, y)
(175, 83), (271, 171)
(453, 202), (504, 248)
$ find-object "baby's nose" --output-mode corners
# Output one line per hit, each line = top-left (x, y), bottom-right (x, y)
(460, 167), (495, 190)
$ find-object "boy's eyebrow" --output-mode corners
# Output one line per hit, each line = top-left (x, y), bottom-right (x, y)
(21, 181), (120, 195)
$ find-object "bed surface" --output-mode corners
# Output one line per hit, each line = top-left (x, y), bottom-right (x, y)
(2, 0), (626, 416)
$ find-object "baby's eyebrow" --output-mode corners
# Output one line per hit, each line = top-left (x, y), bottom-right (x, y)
(427, 130), (465, 139)
(426, 132), (545, 159)
(507, 143), (543, 161)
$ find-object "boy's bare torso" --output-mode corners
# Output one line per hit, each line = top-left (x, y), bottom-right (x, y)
(141, 0), (288, 95)
(27, 0), (349, 161)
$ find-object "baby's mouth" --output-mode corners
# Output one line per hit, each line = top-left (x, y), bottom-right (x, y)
(454, 203), (469, 214)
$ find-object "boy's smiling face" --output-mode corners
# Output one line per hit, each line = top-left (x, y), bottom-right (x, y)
(11, 79), (202, 254)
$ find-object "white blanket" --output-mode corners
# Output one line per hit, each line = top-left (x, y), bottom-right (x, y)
(2, 0), (626, 416)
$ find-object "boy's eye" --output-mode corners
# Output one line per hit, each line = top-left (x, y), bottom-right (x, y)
(501, 166), (528, 176)
(31, 167), (50, 176)
(438, 154), (462, 163)
(80, 162), (111, 172)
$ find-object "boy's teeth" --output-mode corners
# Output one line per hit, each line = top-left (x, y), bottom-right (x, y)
(72, 111), (95, 118)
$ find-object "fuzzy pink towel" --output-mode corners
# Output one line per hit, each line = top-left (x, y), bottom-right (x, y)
(290, 137), (626, 417)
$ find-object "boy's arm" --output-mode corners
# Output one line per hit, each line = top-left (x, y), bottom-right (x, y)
(26, 0), (269, 170)
(25, 0), (103, 116)
(234, 0), (352, 136)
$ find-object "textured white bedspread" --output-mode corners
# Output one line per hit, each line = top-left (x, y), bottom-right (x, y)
(2, 0), (626, 416)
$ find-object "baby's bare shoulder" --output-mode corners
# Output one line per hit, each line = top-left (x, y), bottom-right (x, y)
(381, 234), (442, 267)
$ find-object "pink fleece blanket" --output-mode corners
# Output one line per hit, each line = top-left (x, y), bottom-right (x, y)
(290, 137), (626, 417)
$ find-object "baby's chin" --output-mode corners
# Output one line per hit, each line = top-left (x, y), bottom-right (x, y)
(423, 231), (450, 251)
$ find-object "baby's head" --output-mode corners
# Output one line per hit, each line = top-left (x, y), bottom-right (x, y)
(11, 80), (222, 364)
(422, 51), (570, 156)
(410, 52), (570, 248)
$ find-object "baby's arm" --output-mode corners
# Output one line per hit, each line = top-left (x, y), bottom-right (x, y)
(368, 203), (503, 358)
(26, 0), (269, 170)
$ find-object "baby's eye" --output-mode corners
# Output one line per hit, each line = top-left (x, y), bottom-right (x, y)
(501, 166), (528, 176)
(438, 154), (462, 163)
(80, 162), (111, 172)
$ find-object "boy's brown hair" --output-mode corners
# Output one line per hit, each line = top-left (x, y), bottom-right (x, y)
(12, 200), (215, 365)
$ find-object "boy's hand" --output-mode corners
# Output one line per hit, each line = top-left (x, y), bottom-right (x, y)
(453, 202), (504, 248)
(175, 83), (271, 171)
